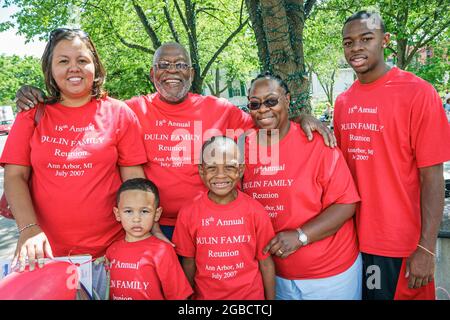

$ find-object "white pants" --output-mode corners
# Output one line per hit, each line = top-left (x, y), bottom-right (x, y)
(276, 253), (362, 300)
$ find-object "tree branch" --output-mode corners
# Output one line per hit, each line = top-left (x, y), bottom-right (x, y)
(199, 10), (229, 28)
(132, 1), (161, 48)
(196, 7), (221, 14)
(116, 34), (154, 54)
(163, 0), (180, 42)
(406, 19), (450, 66)
(200, 17), (249, 80)
(239, 0), (245, 23)
(174, 0), (195, 45)
(386, 46), (397, 55)
(83, 2), (154, 54)
(410, 16), (430, 36)
(206, 81), (217, 96)
(304, 0), (317, 19)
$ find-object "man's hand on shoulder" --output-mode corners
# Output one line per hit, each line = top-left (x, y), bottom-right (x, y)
(15, 85), (45, 111)
(293, 114), (337, 147)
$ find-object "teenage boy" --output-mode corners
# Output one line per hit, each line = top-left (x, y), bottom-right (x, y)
(334, 11), (450, 300)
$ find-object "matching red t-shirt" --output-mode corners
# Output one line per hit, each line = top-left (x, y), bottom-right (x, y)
(125, 93), (254, 226)
(106, 236), (193, 300)
(242, 122), (360, 279)
(172, 191), (275, 300)
(0, 97), (147, 258)
(334, 67), (450, 257)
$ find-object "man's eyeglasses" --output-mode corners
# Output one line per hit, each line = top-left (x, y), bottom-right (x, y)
(247, 97), (281, 111)
(154, 62), (191, 71)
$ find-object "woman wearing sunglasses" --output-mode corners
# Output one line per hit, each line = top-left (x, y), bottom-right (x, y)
(0, 28), (147, 298)
(241, 72), (362, 300)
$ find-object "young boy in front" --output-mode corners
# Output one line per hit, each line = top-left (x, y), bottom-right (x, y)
(172, 136), (276, 300)
(106, 178), (193, 300)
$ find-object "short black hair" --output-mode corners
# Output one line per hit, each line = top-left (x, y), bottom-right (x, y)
(200, 135), (244, 164)
(116, 178), (160, 207)
(249, 71), (290, 95)
(344, 10), (385, 33)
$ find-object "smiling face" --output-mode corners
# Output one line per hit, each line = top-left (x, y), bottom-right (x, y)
(51, 37), (96, 106)
(114, 190), (162, 242)
(248, 78), (290, 139)
(150, 44), (194, 104)
(342, 18), (390, 83)
(199, 138), (244, 205)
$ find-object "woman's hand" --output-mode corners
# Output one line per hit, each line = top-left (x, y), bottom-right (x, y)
(12, 225), (54, 272)
(152, 230), (175, 247)
(263, 230), (302, 259)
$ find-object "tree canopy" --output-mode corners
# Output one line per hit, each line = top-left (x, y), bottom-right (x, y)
(1, 0), (258, 99)
(0, 54), (44, 107)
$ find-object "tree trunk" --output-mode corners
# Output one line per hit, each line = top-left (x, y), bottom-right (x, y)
(246, 0), (270, 71)
(246, 0), (312, 115)
(396, 38), (408, 69)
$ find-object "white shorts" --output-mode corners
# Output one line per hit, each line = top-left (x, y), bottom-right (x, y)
(275, 253), (362, 300)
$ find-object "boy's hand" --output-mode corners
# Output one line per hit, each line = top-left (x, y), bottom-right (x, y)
(15, 85), (45, 111)
(263, 230), (302, 259)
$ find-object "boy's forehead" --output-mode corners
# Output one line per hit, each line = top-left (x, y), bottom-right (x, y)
(202, 140), (240, 164)
(343, 18), (382, 38)
(119, 189), (156, 202)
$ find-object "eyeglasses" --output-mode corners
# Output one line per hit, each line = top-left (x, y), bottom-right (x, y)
(154, 62), (191, 71)
(247, 97), (281, 111)
(49, 28), (89, 41)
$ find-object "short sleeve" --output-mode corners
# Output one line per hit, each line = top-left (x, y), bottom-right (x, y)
(225, 100), (255, 132)
(252, 201), (275, 261)
(115, 102), (148, 166)
(410, 84), (450, 168)
(0, 109), (36, 167)
(172, 206), (196, 258)
(318, 147), (360, 209)
(156, 245), (193, 300)
(333, 96), (343, 147)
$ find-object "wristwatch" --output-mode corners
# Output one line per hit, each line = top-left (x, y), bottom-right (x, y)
(296, 228), (308, 246)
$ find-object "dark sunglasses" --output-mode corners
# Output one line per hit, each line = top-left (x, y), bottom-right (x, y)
(247, 97), (281, 111)
(154, 62), (191, 71)
(49, 28), (89, 41)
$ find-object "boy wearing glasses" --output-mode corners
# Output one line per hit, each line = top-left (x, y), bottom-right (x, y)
(172, 136), (276, 300)
(105, 178), (193, 300)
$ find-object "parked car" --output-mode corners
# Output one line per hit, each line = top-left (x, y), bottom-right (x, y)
(0, 120), (13, 135)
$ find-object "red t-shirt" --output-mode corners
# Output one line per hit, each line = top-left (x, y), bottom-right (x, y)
(0, 97), (148, 257)
(106, 236), (193, 300)
(242, 122), (360, 279)
(126, 93), (254, 226)
(334, 67), (450, 257)
(172, 191), (275, 300)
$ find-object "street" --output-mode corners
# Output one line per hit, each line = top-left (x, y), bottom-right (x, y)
(0, 134), (17, 259)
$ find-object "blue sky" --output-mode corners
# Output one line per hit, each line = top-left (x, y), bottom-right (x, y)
(0, 5), (46, 57)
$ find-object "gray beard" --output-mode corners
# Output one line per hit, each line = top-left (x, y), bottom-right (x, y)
(155, 80), (192, 103)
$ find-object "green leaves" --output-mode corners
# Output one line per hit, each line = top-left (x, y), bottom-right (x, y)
(0, 54), (44, 108)
(4, 0), (257, 99)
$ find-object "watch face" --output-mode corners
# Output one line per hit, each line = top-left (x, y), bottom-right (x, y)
(298, 230), (308, 244)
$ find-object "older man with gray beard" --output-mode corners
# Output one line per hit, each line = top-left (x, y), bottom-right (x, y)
(15, 42), (335, 240)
